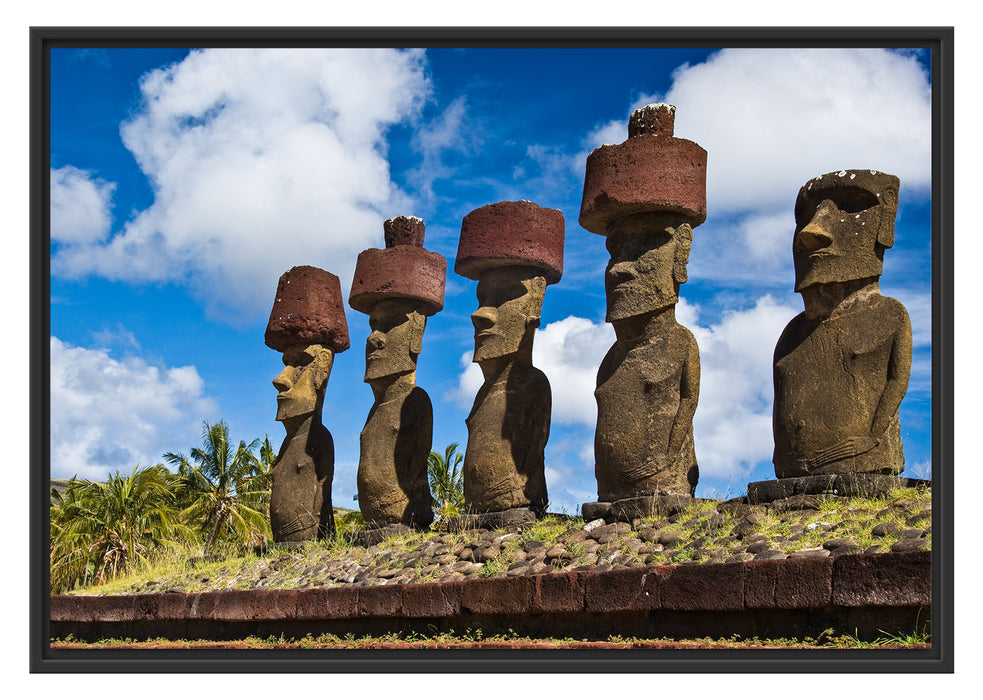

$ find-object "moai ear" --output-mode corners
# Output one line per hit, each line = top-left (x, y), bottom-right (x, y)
(673, 223), (694, 284)
(408, 311), (426, 356)
(522, 275), (548, 329)
(877, 183), (900, 249)
(310, 345), (336, 388)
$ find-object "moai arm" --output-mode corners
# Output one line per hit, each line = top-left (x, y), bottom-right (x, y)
(667, 330), (700, 459)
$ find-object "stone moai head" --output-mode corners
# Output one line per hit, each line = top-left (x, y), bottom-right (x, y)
(349, 216), (446, 382)
(793, 169), (900, 292)
(456, 201), (564, 364)
(580, 104), (707, 321)
(265, 266), (350, 423)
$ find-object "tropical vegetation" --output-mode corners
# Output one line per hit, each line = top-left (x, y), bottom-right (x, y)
(163, 421), (271, 554)
(428, 442), (465, 525)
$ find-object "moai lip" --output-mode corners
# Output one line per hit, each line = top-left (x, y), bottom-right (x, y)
(349, 217), (445, 530)
(580, 103), (707, 235)
(265, 266), (350, 353)
(773, 169), (912, 479)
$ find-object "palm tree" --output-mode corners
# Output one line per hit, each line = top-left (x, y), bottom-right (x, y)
(428, 442), (465, 525)
(164, 420), (271, 554)
(49, 464), (187, 591)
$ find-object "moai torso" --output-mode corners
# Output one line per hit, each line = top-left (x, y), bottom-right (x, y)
(357, 386), (434, 527)
(773, 292), (910, 478)
(463, 365), (550, 513)
(594, 321), (699, 500)
(270, 422), (334, 541)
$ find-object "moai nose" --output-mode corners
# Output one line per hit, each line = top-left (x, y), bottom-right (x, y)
(796, 225), (834, 252)
(471, 307), (497, 332)
(272, 367), (292, 392)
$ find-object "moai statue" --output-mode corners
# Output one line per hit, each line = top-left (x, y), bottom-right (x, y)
(773, 169), (912, 478)
(580, 104), (707, 503)
(456, 200), (564, 518)
(265, 266), (350, 543)
(349, 216), (446, 530)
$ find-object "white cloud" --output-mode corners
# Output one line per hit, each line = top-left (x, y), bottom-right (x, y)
(50, 336), (218, 480)
(447, 350), (483, 409)
(659, 48), (932, 215)
(50, 165), (115, 245)
(582, 49), (931, 283)
(688, 295), (799, 483)
(533, 315), (615, 426)
(52, 48), (431, 322)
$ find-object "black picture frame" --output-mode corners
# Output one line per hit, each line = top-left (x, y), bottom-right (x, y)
(30, 25), (954, 673)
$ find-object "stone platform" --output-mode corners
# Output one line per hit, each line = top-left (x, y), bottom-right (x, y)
(582, 495), (709, 523)
(747, 474), (930, 507)
(445, 507), (541, 532)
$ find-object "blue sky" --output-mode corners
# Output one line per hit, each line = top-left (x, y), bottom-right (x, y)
(48, 46), (933, 514)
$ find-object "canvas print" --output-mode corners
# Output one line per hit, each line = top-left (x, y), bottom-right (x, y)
(39, 32), (945, 668)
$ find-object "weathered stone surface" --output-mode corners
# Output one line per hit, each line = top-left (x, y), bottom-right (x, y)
(350, 219), (445, 529)
(773, 169), (912, 478)
(349, 217), (446, 316)
(581, 107), (704, 507)
(383, 214), (426, 248)
(455, 200), (564, 284)
(660, 561), (745, 610)
(832, 551), (931, 607)
(265, 266), (350, 353)
(581, 104), (707, 232)
(269, 342), (340, 543)
(457, 204), (564, 515)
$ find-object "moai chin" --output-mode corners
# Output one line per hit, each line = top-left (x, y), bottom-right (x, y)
(265, 265), (350, 543)
(580, 104), (706, 502)
(456, 200), (565, 517)
(349, 216), (446, 530)
(772, 169), (912, 478)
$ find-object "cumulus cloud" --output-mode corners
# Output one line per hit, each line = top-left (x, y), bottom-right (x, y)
(50, 165), (115, 245)
(447, 350), (483, 409)
(653, 48), (931, 213)
(50, 336), (218, 481)
(52, 48), (432, 321)
(687, 295), (799, 484)
(533, 316), (614, 426)
(580, 49), (931, 284)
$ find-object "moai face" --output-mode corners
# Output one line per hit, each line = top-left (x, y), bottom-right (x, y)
(364, 297), (426, 382)
(604, 220), (693, 323)
(471, 266), (547, 364)
(793, 171), (900, 292)
(272, 343), (334, 423)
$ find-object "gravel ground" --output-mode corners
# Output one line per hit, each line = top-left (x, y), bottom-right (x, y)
(77, 487), (931, 597)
